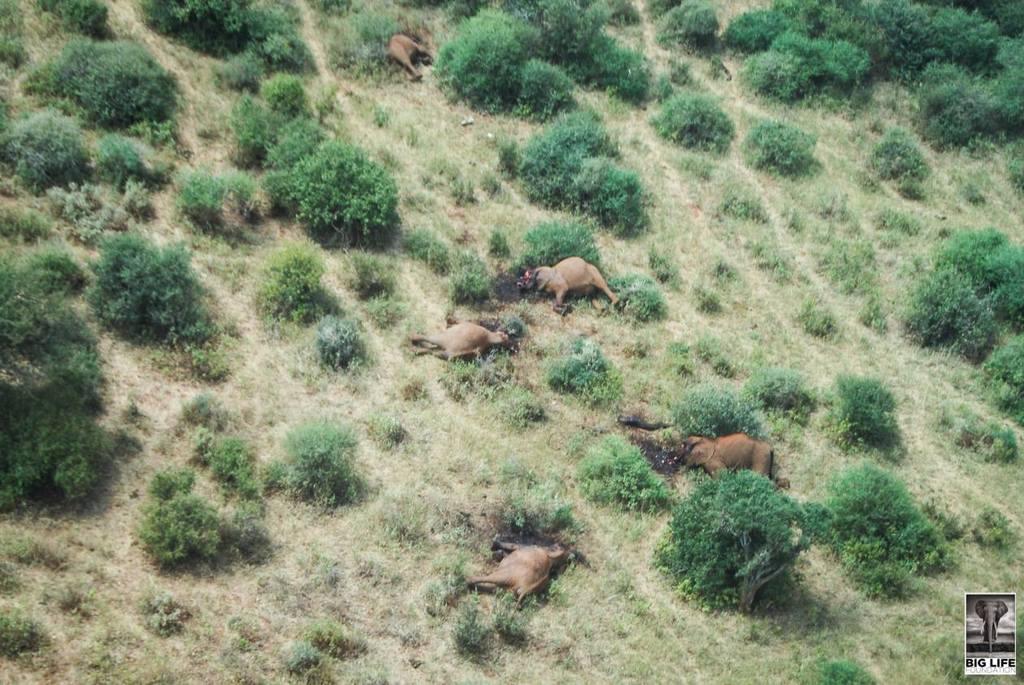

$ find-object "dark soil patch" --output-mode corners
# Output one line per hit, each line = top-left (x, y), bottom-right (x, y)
(631, 435), (686, 476)
(493, 272), (525, 304)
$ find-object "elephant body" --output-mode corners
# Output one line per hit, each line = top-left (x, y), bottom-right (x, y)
(387, 34), (432, 81)
(466, 542), (570, 608)
(682, 433), (787, 486)
(517, 257), (619, 312)
(975, 599), (1009, 650)
(410, 322), (509, 360)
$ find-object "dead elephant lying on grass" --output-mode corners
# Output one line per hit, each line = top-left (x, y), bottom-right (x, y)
(410, 321), (510, 360)
(467, 540), (575, 608)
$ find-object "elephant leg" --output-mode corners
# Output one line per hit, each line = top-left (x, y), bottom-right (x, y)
(552, 287), (570, 315)
(467, 580), (500, 594)
(589, 267), (619, 305)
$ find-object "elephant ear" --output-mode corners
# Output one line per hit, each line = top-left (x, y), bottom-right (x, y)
(975, 600), (986, 619)
(997, 601), (1008, 619)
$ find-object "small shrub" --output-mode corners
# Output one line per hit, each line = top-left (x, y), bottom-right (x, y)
(571, 157), (648, 235)
(488, 229), (511, 259)
(875, 208), (920, 237)
(230, 95), (275, 167)
(492, 593), (528, 645)
(829, 375), (899, 449)
(820, 239), (876, 295)
(90, 233), (212, 344)
(985, 336), (1024, 425)
(652, 93), (734, 154)
(656, 471), (808, 611)
(216, 52), (264, 92)
(930, 7), (999, 73)
(517, 59), (575, 120)
(934, 228), (1024, 327)
(937, 404), (1018, 464)
(181, 392), (230, 431)
(347, 252), (396, 299)
(826, 463), (949, 597)
(436, 10), (538, 113)
(588, 41), (651, 104)
(282, 421), (364, 507)
(742, 34), (869, 102)
(903, 269), (996, 362)
(648, 249), (679, 285)
(546, 337), (622, 405)
(1009, 156), (1024, 195)
(693, 284), (721, 313)
(798, 297), (838, 339)
(656, 0), (718, 51)
(608, 274), (667, 322)
(817, 659), (876, 685)
(0, 609), (44, 656)
(499, 387), (546, 428)
(578, 436), (671, 512)
(916, 63), (999, 149)
(39, 0), (109, 36)
(42, 40), (177, 128)
(972, 507), (1013, 549)
(672, 383), (763, 438)
(518, 220), (600, 269)
(304, 619), (366, 660)
(26, 246), (86, 295)
(718, 186), (768, 223)
(177, 170), (226, 230)
(453, 599), (490, 658)
(96, 135), (151, 189)
(45, 183), (131, 245)
(138, 471), (222, 568)
(261, 74), (308, 117)
(316, 316), (366, 371)
(0, 208), (52, 242)
(257, 243), (327, 323)
(603, 0), (639, 25)
(198, 436), (260, 499)
(870, 128), (929, 183)
(743, 367), (815, 417)
(290, 141), (399, 248)
(141, 592), (190, 636)
(329, 10), (399, 76)
(449, 252), (491, 305)
(2, 110), (90, 193)
(723, 9), (794, 53)
(367, 414), (406, 449)
(284, 640), (322, 674)
(403, 229), (451, 274)
(743, 120), (816, 177)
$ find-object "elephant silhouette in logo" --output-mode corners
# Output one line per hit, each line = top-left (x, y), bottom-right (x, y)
(974, 599), (1009, 651)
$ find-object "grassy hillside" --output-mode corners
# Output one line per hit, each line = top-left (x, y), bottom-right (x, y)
(1, 0), (1023, 683)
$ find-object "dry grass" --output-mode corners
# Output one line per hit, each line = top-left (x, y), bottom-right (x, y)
(1, 0), (1023, 683)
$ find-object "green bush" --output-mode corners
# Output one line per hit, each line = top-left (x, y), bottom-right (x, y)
(518, 220), (600, 269)
(718, 186), (768, 223)
(817, 659), (876, 685)
(230, 95), (275, 168)
(284, 640), (322, 674)
(0, 609), (44, 657)
(916, 63), (999, 149)
(96, 135), (151, 190)
(403, 229), (451, 274)
(985, 335), (1024, 424)
(651, 93), (734, 154)
(449, 252), (491, 305)
(39, 0), (108, 36)
(934, 229), (1024, 328)
(257, 242), (328, 323)
(571, 157), (648, 235)
(366, 414), (406, 449)
(0, 0), (24, 68)
(547, 337), (622, 405)
(825, 463), (948, 597)
(829, 375), (899, 449)
(656, 471), (809, 611)
(972, 506), (1013, 549)
(798, 297), (838, 339)
(869, 0), (938, 81)
(604, 0), (639, 25)
(282, 421), (364, 507)
(520, 110), (616, 209)
(587, 40), (651, 104)
(25, 246), (86, 296)
(742, 33), (869, 101)
(723, 9), (794, 53)
(930, 7), (999, 74)
(141, 591), (190, 636)
(937, 404), (1018, 464)
(656, 0), (718, 50)
(903, 269), (996, 362)
(263, 117), (324, 205)
(289, 141), (399, 248)
(216, 52), (263, 92)
(672, 383), (764, 438)
(607, 274), (666, 321)
(303, 619), (366, 659)
(453, 599), (491, 657)
(2, 110), (90, 193)
(329, 10), (398, 75)
(196, 434), (260, 499)
(870, 128), (928, 183)
(176, 170), (227, 230)
(743, 367), (815, 417)
(743, 119), (816, 177)
(346, 252), (396, 300)
(261, 74), (308, 117)
(578, 436), (671, 512)
(517, 59), (575, 120)
(875, 208), (921, 237)
(138, 470), (222, 568)
(43, 40), (177, 129)
(89, 234), (212, 344)
(0, 207), (52, 242)
(499, 387), (547, 428)
(436, 10), (538, 113)
(316, 315), (366, 370)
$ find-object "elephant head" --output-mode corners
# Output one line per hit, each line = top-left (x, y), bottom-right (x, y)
(517, 268), (539, 290)
(974, 599), (1009, 646)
